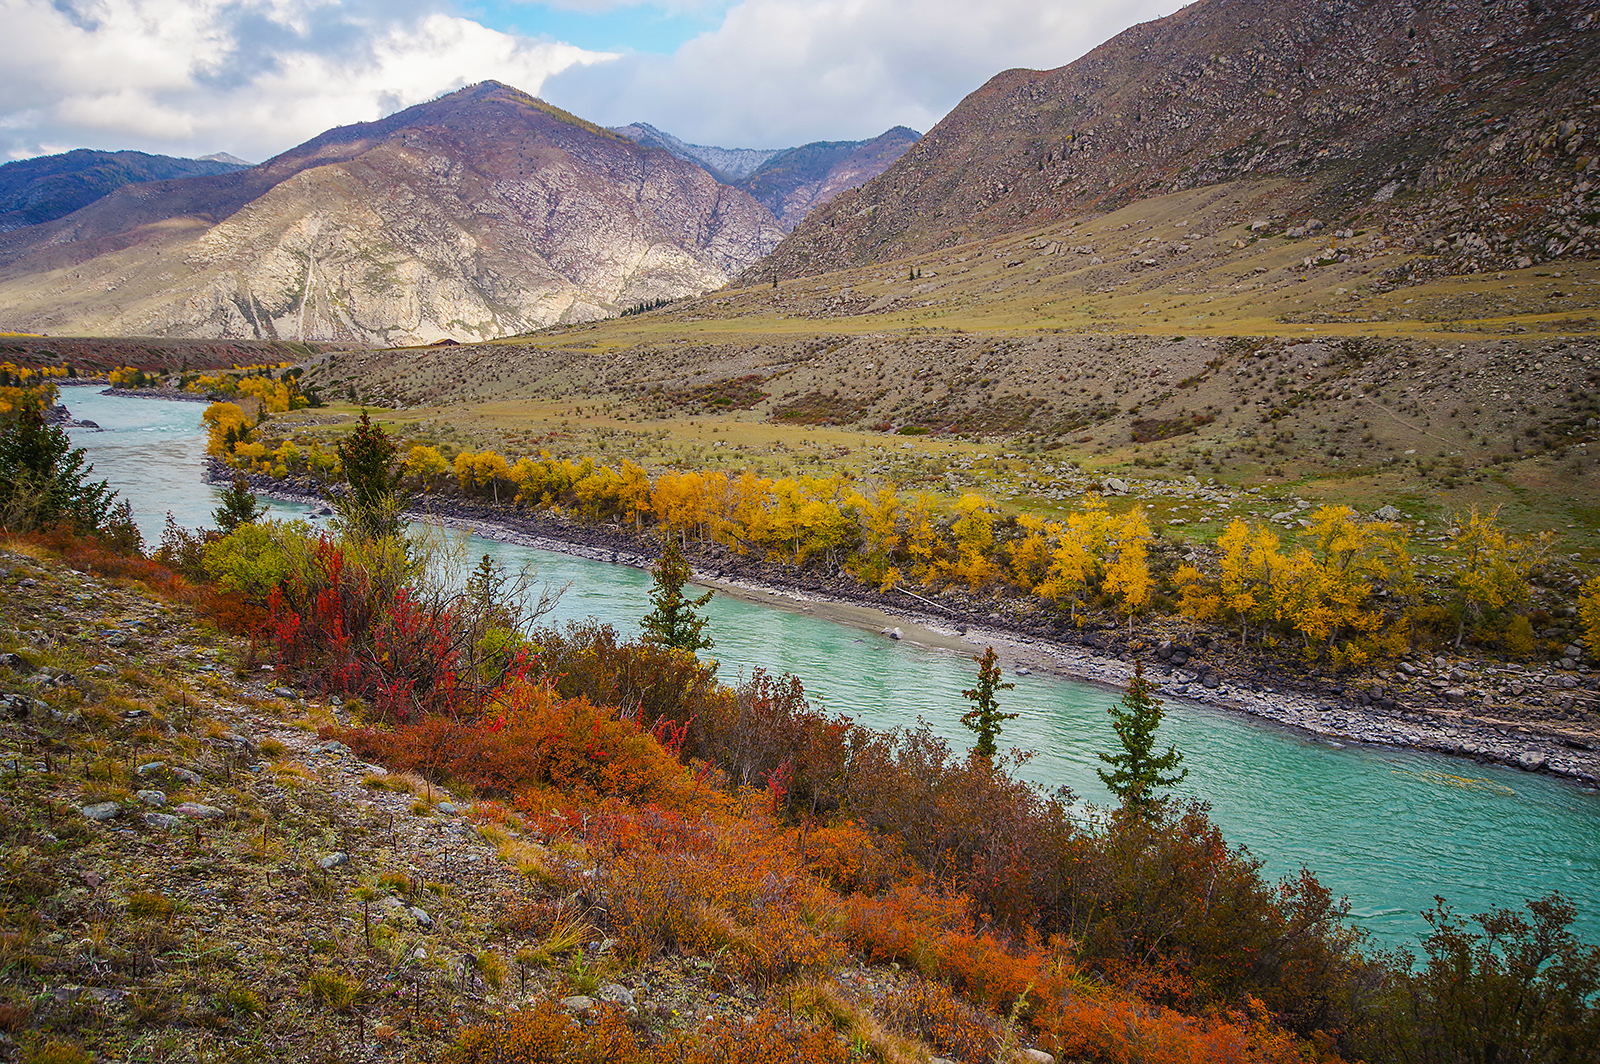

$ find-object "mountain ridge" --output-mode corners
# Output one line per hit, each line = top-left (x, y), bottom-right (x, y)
(0, 149), (250, 234)
(759, 0), (1599, 280)
(0, 82), (783, 344)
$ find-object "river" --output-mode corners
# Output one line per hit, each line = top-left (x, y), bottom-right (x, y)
(61, 385), (1600, 951)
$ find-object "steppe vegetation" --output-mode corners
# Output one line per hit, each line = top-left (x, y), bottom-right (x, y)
(4, 397), (1598, 1063)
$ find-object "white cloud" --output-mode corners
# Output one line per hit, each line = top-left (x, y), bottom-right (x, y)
(543, 0), (1189, 147)
(0, 0), (615, 161)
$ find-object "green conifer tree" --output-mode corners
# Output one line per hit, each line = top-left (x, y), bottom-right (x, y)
(0, 405), (115, 535)
(641, 538), (714, 654)
(1098, 661), (1186, 813)
(333, 411), (403, 541)
(960, 645), (1017, 759)
(213, 473), (264, 534)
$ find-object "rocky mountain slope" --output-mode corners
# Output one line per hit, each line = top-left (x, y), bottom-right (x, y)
(761, 0), (1599, 280)
(615, 123), (921, 230)
(740, 127), (921, 231)
(610, 122), (781, 181)
(0, 150), (249, 234)
(0, 83), (783, 345)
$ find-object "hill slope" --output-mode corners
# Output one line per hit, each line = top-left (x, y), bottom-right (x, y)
(0, 149), (249, 234)
(762, 0), (1600, 279)
(0, 83), (783, 345)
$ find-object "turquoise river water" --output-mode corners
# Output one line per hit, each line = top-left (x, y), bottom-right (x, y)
(61, 386), (1600, 951)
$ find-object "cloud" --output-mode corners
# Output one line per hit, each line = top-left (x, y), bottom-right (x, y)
(543, 0), (1189, 147)
(0, 0), (616, 161)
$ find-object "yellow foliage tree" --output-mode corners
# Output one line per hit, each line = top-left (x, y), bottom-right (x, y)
(1579, 574), (1600, 656)
(1037, 494), (1111, 622)
(403, 444), (451, 490)
(1102, 506), (1153, 632)
(1442, 505), (1548, 647)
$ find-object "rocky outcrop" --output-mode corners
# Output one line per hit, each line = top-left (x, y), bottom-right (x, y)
(0, 83), (783, 345)
(761, 0), (1600, 279)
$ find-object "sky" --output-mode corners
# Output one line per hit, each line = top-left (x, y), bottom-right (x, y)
(1, 0), (1189, 164)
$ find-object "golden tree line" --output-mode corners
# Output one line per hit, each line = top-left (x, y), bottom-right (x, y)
(206, 407), (1596, 665)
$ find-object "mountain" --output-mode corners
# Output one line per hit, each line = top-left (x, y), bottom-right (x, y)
(762, 0), (1600, 279)
(610, 122), (781, 182)
(0, 83), (783, 345)
(739, 127), (920, 230)
(614, 123), (921, 230)
(0, 149), (250, 234)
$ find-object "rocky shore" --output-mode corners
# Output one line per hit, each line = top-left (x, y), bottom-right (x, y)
(225, 465), (1600, 790)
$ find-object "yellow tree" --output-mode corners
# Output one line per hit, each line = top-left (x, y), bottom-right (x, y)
(653, 470), (711, 543)
(1442, 505), (1548, 647)
(617, 459), (653, 532)
(1102, 505), (1153, 633)
(852, 484), (905, 589)
(946, 493), (999, 589)
(1216, 519), (1289, 647)
(1579, 574), (1600, 656)
(901, 491), (943, 584)
(1006, 512), (1055, 593)
(1037, 494), (1111, 623)
(403, 444), (451, 490)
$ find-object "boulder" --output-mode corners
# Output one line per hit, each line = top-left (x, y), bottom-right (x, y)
(81, 801), (121, 821)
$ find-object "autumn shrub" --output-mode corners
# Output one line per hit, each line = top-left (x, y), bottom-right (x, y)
(581, 801), (842, 983)
(879, 977), (1002, 1062)
(532, 619), (726, 731)
(1048, 802), (1373, 1037)
(336, 684), (698, 807)
(445, 996), (643, 1064)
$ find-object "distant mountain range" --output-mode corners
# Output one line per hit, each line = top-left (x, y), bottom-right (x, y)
(0, 149), (250, 234)
(612, 123), (920, 229)
(763, 0), (1600, 279)
(0, 83), (785, 344)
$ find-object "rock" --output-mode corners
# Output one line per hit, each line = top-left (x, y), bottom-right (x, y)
(1019, 1051), (1057, 1064)
(1518, 752), (1549, 772)
(173, 802), (226, 819)
(1443, 688), (1468, 703)
(435, 801), (460, 815)
(271, 686), (297, 699)
(1, 652), (37, 673)
(135, 789), (166, 807)
(136, 761), (166, 776)
(319, 852), (349, 870)
(561, 995), (598, 1017)
(81, 801), (122, 821)
(409, 906), (433, 928)
(172, 767), (202, 786)
(1373, 505), (1402, 521)
(1156, 640), (1174, 660)
(1398, 662), (1418, 676)
(1015, 666), (1031, 676)
(1104, 477), (1130, 494)
(598, 983), (636, 1010)
(142, 812), (181, 830)
(1201, 672), (1221, 690)
(885, 627), (904, 640)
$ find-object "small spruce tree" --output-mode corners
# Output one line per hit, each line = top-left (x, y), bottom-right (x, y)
(333, 411), (403, 541)
(1098, 661), (1186, 813)
(641, 538), (714, 654)
(960, 645), (1017, 759)
(213, 473), (264, 534)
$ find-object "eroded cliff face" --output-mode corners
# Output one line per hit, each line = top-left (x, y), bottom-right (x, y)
(762, 0), (1599, 279)
(0, 83), (783, 344)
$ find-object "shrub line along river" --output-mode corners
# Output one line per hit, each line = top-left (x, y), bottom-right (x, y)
(61, 386), (1600, 951)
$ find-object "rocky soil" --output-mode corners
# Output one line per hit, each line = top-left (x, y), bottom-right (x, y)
(0, 547), (832, 1062)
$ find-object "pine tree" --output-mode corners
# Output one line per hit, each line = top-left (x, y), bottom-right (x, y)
(0, 405), (114, 535)
(1098, 661), (1186, 813)
(213, 473), (264, 534)
(641, 538), (714, 654)
(960, 645), (1017, 759)
(333, 411), (403, 541)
